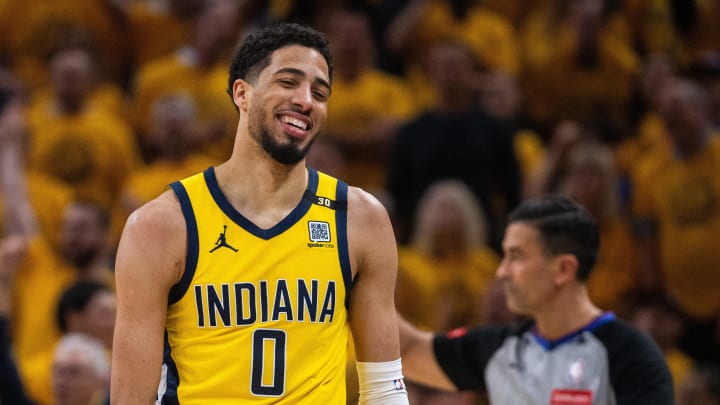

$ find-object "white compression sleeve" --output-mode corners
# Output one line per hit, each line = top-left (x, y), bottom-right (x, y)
(356, 358), (409, 405)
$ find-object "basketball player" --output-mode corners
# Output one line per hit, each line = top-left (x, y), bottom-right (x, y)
(111, 24), (408, 404)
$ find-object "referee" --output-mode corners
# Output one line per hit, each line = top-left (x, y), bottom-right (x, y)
(399, 196), (673, 404)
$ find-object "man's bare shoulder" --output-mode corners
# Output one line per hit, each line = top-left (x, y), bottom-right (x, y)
(124, 190), (185, 239)
(345, 186), (397, 274)
(346, 186), (391, 226)
(117, 190), (186, 285)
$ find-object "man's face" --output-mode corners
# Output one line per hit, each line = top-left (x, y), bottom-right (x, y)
(244, 45), (330, 165)
(424, 43), (475, 95)
(563, 162), (605, 213)
(50, 49), (94, 108)
(52, 349), (104, 405)
(60, 204), (107, 268)
(496, 222), (557, 316)
(659, 82), (707, 151)
(74, 291), (116, 348)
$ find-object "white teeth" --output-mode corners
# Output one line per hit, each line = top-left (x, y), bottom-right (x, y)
(281, 116), (307, 130)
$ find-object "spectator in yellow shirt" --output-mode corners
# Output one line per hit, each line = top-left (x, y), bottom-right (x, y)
(632, 78), (720, 363)
(322, 8), (417, 192)
(520, 0), (639, 133)
(0, 0), (130, 90)
(396, 180), (500, 333)
(27, 44), (140, 211)
(395, 180), (496, 404)
(385, 0), (520, 111)
(116, 93), (216, 237)
(130, 0), (243, 162)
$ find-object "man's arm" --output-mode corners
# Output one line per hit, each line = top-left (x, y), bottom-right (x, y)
(397, 315), (457, 391)
(347, 187), (400, 361)
(0, 97), (37, 238)
(346, 187), (407, 403)
(110, 192), (185, 405)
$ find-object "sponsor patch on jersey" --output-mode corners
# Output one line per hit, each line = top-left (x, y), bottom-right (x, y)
(307, 221), (334, 248)
(550, 389), (592, 405)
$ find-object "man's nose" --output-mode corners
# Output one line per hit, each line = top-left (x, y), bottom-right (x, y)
(495, 259), (509, 280)
(291, 84), (313, 112)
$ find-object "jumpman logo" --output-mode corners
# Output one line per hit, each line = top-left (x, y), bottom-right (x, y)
(209, 225), (238, 253)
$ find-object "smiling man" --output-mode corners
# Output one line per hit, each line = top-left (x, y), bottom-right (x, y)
(399, 196), (673, 404)
(111, 23), (407, 404)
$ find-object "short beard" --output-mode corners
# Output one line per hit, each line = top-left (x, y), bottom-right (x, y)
(248, 104), (314, 165)
(63, 248), (96, 270)
(258, 126), (314, 165)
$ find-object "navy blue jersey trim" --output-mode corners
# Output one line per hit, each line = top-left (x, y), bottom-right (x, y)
(168, 181), (199, 305)
(532, 312), (616, 351)
(160, 331), (180, 405)
(334, 179), (352, 308)
(203, 167), (318, 240)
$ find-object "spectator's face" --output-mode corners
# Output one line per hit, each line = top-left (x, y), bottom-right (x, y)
(70, 290), (116, 348)
(194, 0), (240, 57)
(148, 95), (197, 153)
(496, 223), (557, 316)
(243, 45), (330, 165)
(52, 349), (104, 405)
(425, 43), (476, 94)
(631, 306), (683, 349)
(50, 49), (94, 108)
(418, 186), (468, 242)
(60, 204), (107, 268)
(326, 10), (374, 71)
(563, 162), (605, 213)
(479, 73), (520, 120)
(641, 54), (674, 107)
(659, 82), (708, 151)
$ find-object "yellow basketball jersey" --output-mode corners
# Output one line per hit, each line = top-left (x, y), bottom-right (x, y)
(162, 167), (352, 404)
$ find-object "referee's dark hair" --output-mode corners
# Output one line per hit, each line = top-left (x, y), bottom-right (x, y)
(508, 195), (600, 281)
(56, 280), (110, 333)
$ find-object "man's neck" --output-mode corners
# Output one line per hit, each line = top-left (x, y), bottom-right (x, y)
(532, 288), (602, 341)
(214, 139), (309, 229)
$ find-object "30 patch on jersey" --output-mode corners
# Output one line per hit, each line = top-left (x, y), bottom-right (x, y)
(307, 221), (334, 248)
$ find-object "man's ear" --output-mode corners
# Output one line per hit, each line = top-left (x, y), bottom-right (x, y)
(232, 79), (251, 112)
(553, 253), (579, 287)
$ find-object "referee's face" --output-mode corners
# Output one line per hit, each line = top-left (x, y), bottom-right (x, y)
(496, 222), (557, 316)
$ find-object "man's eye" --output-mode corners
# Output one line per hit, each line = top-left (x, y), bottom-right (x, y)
(312, 90), (328, 101)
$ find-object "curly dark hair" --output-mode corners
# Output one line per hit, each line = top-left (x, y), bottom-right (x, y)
(226, 23), (333, 103)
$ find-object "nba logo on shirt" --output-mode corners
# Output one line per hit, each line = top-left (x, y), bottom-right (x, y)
(567, 358), (585, 385)
(393, 378), (405, 391)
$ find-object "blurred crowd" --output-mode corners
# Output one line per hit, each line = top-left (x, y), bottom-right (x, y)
(0, 0), (719, 404)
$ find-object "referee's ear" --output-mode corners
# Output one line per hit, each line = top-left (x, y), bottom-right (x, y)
(553, 253), (579, 287)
